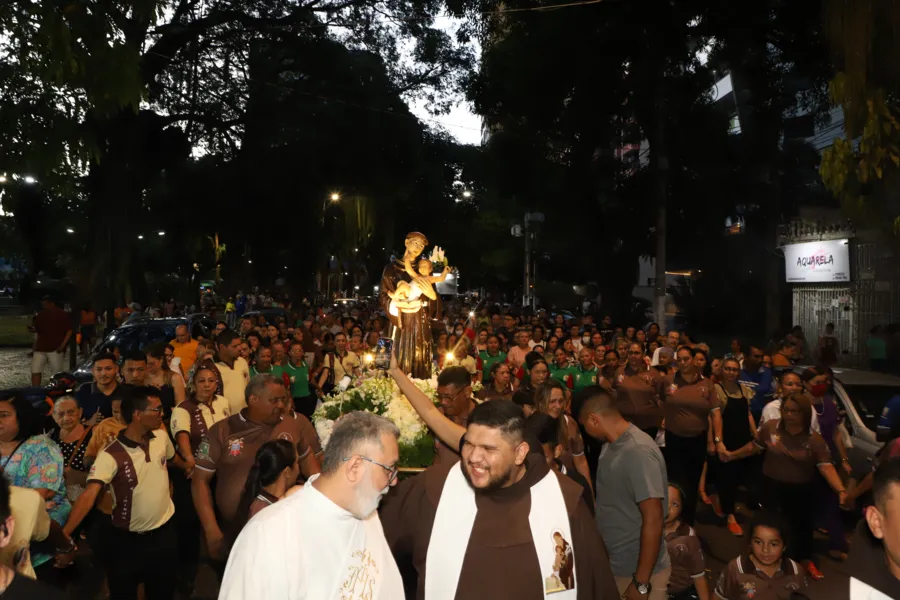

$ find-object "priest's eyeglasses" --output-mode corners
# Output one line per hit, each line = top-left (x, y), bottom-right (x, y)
(344, 456), (398, 483)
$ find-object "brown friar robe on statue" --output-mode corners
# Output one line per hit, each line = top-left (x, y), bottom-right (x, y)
(380, 453), (619, 600)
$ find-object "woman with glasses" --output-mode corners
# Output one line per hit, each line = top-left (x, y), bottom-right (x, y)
(662, 346), (723, 525)
(707, 357), (757, 537)
(729, 393), (846, 581)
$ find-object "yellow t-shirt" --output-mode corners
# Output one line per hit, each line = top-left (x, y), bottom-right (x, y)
(1, 487), (50, 578)
(88, 430), (176, 532)
(216, 358), (251, 415)
(171, 396), (231, 438)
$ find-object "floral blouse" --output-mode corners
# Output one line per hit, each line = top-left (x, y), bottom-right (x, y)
(2, 436), (70, 525)
(1, 436), (71, 567)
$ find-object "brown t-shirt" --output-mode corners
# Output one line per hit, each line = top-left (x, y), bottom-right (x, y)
(194, 410), (313, 522)
(476, 383), (514, 402)
(663, 373), (719, 437)
(34, 307), (71, 352)
(715, 554), (807, 600)
(614, 364), (664, 430)
(380, 453), (619, 600)
(665, 523), (705, 594)
(754, 419), (832, 483)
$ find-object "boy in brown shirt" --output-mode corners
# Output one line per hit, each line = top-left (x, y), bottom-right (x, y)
(715, 513), (808, 600)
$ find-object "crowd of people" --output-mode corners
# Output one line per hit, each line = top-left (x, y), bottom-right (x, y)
(6, 296), (900, 600)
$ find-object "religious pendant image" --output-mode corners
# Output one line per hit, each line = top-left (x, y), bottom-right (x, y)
(544, 530), (575, 594)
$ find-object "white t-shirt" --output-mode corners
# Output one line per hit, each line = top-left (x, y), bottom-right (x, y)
(759, 399), (820, 434)
(220, 474), (404, 600)
(216, 357), (251, 415)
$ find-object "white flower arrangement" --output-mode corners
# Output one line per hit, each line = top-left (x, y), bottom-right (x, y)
(313, 373), (439, 467)
(428, 246), (447, 270)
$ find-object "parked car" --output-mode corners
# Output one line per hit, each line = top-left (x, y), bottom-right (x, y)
(73, 314), (217, 384)
(240, 307), (287, 324)
(792, 366), (898, 476)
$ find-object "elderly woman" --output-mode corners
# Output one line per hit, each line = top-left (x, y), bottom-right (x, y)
(0, 394), (70, 572)
(49, 396), (93, 503)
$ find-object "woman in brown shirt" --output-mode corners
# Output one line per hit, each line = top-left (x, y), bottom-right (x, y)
(730, 393), (846, 579)
(476, 361), (516, 401)
(662, 346), (723, 524)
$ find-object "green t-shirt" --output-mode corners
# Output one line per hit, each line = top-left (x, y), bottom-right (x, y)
(273, 361), (311, 398)
(250, 366), (275, 377)
(479, 350), (507, 382)
(571, 366), (600, 392)
(549, 363), (576, 386)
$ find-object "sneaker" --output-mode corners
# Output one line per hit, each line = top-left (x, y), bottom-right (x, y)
(805, 561), (825, 580)
(727, 521), (744, 537)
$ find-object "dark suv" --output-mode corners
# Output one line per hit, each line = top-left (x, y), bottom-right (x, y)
(73, 313), (217, 383)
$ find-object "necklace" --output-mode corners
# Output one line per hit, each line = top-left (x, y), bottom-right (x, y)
(813, 401), (825, 416)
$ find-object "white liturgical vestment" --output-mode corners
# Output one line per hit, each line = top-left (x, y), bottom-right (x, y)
(219, 474), (404, 600)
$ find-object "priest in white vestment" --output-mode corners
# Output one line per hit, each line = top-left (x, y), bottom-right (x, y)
(218, 412), (404, 600)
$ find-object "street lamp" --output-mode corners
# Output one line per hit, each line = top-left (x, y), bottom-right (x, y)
(137, 235), (144, 240)
(0, 176), (6, 183)
(66, 228), (74, 234)
(157, 230), (165, 236)
(330, 193), (340, 202)
(463, 190), (472, 198)
(23, 176), (36, 184)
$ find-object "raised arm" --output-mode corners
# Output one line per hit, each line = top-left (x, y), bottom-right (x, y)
(389, 353), (464, 451)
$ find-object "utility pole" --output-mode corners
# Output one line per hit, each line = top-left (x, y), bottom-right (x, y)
(514, 212), (544, 310)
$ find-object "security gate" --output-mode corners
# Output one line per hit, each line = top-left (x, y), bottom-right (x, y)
(792, 286), (854, 363)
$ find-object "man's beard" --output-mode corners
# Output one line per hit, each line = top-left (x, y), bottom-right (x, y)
(461, 460), (517, 492)
(352, 470), (389, 519)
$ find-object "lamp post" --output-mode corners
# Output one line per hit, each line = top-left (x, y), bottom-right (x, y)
(512, 213), (544, 310)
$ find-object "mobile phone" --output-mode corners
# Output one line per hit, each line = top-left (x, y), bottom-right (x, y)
(375, 337), (393, 370)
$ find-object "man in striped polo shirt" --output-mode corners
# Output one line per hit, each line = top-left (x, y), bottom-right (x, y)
(62, 385), (189, 599)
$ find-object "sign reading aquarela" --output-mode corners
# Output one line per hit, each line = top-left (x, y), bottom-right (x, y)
(783, 238), (851, 283)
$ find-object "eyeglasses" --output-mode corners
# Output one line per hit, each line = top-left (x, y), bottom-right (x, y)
(723, 367), (740, 373)
(143, 406), (164, 414)
(344, 456), (398, 483)
(437, 387), (466, 403)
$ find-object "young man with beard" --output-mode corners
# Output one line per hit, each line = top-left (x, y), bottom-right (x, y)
(381, 400), (618, 600)
(219, 412), (404, 600)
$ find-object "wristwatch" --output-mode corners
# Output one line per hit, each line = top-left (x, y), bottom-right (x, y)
(714, 436), (722, 444)
(632, 575), (651, 596)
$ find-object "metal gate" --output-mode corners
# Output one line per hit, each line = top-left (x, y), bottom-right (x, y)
(792, 286), (854, 363)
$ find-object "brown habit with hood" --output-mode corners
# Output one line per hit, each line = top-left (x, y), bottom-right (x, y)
(380, 453), (618, 600)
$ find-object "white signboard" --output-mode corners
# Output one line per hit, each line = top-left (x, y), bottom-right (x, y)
(784, 239), (850, 283)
